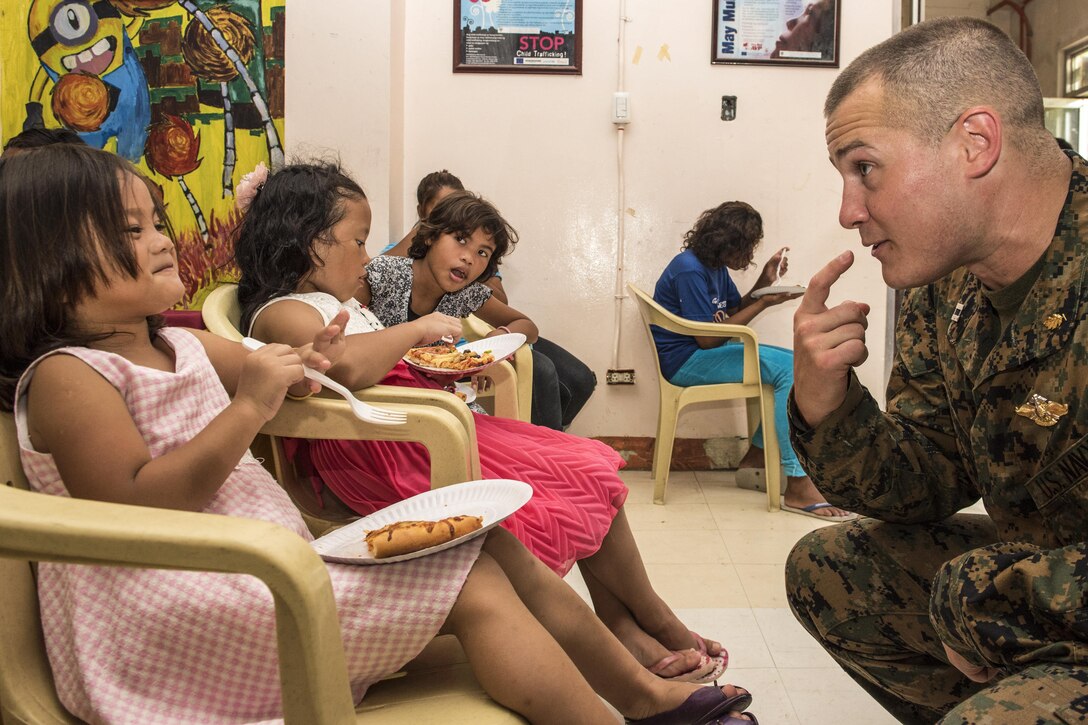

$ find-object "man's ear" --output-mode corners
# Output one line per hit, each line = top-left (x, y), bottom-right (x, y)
(955, 107), (1001, 178)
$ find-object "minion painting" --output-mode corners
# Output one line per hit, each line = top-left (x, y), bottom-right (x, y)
(2, 0), (286, 309)
(24, 0), (152, 160)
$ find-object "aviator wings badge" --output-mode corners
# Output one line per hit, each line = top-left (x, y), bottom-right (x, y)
(1015, 393), (1069, 427)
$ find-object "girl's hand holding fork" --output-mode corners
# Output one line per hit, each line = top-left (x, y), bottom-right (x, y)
(410, 312), (463, 348)
(757, 246), (790, 288)
(242, 309), (350, 409)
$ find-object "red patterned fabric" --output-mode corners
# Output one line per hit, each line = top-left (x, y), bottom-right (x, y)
(255, 292), (629, 576)
(298, 361), (627, 576)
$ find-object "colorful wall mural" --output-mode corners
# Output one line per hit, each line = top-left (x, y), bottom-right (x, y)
(0, 0), (285, 308)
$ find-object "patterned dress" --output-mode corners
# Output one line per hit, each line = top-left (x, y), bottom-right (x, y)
(365, 255), (491, 327)
(252, 292), (628, 575)
(15, 327), (482, 724)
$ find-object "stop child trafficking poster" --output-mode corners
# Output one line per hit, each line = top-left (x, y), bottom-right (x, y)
(454, 0), (581, 74)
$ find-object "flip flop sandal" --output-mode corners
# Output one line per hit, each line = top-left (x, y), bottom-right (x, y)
(673, 654), (728, 684)
(692, 654), (728, 685)
(649, 651), (713, 681)
(691, 630), (727, 662)
(626, 686), (754, 724)
(780, 498), (858, 521)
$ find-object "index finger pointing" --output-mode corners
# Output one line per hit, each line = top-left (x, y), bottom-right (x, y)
(798, 250), (855, 314)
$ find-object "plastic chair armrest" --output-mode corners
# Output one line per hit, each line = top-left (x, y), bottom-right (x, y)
(0, 485), (357, 724)
(355, 384), (475, 436)
(460, 315), (490, 341)
(460, 317), (528, 422)
(260, 397), (478, 486)
(652, 317), (759, 342)
(481, 361), (518, 420)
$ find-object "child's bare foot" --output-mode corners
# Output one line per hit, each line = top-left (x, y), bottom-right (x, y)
(608, 615), (707, 677)
(637, 602), (723, 660)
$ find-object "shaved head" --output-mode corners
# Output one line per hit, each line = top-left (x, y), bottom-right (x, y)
(826, 17), (1050, 157)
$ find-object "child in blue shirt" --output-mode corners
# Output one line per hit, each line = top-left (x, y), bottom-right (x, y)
(653, 201), (853, 520)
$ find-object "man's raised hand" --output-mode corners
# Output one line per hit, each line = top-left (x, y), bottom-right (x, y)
(793, 251), (871, 427)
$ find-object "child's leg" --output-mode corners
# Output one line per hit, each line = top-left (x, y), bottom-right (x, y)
(577, 509), (720, 659)
(750, 344), (804, 477)
(442, 550), (617, 723)
(579, 565), (704, 676)
(481, 529), (749, 720)
(684, 343), (851, 518)
(754, 345), (851, 517)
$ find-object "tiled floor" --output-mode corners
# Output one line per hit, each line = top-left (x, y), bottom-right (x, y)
(564, 469), (900, 725)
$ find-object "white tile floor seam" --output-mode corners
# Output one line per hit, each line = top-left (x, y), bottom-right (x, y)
(564, 469), (901, 724)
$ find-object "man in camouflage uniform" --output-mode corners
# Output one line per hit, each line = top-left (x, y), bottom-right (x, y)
(785, 17), (1088, 725)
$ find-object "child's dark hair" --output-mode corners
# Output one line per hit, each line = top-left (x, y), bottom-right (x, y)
(416, 170), (464, 211)
(235, 162), (366, 332)
(408, 191), (517, 283)
(0, 145), (168, 410)
(681, 201), (763, 270)
(3, 126), (86, 155)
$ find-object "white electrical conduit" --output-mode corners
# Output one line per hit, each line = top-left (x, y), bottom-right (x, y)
(611, 2), (629, 371)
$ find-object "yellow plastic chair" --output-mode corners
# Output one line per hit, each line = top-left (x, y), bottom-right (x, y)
(461, 314), (533, 422)
(201, 284), (485, 516)
(0, 413), (523, 724)
(628, 284), (781, 510)
(204, 285), (519, 423)
(259, 395), (476, 537)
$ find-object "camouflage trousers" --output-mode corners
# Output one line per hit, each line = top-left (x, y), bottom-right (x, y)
(785, 514), (1088, 724)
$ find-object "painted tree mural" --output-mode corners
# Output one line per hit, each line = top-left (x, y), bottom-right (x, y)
(1, 0), (286, 308)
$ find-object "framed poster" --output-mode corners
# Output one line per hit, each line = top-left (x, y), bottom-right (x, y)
(712, 0), (840, 67)
(454, 0), (582, 74)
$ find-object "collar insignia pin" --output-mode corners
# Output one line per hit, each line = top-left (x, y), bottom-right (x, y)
(1044, 313), (1067, 330)
(1015, 393), (1069, 427)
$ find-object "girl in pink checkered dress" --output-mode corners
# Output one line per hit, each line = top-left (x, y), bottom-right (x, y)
(0, 146), (756, 724)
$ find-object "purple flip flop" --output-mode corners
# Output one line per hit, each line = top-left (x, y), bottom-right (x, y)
(626, 686), (754, 725)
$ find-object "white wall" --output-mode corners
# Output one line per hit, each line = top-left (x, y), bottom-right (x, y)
(285, 2), (395, 245)
(0, 1), (899, 441)
(284, 0), (896, 439)
(1026, 0), (1088, 98)
(924, 0), (990, 22)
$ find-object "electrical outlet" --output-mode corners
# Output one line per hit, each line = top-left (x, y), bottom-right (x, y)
(606, 369), (636, 385)
(721, 95), (737, 121)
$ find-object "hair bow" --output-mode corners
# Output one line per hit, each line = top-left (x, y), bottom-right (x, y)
(235, 162), (269, 212)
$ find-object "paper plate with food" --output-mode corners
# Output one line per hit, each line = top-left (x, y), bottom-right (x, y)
(311, 479), (533, 565)
(750, 284), (806, 299)
(403, 332), (526, 375)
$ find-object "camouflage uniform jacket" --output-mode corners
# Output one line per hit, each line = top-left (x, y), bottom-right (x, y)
(789, 153), (1088, 670)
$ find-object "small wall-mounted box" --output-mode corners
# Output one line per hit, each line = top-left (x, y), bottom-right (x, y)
(612, 92), (631, 124)
(721, 95), (737, 121)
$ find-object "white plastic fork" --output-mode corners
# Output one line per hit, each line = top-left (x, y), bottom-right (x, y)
(775, 248), (789, 282)
(242, 337), (406, 425)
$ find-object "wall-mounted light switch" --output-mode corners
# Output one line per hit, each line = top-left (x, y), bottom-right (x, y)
(612, 92), (631, 124)
(721, 95), (737, 121)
